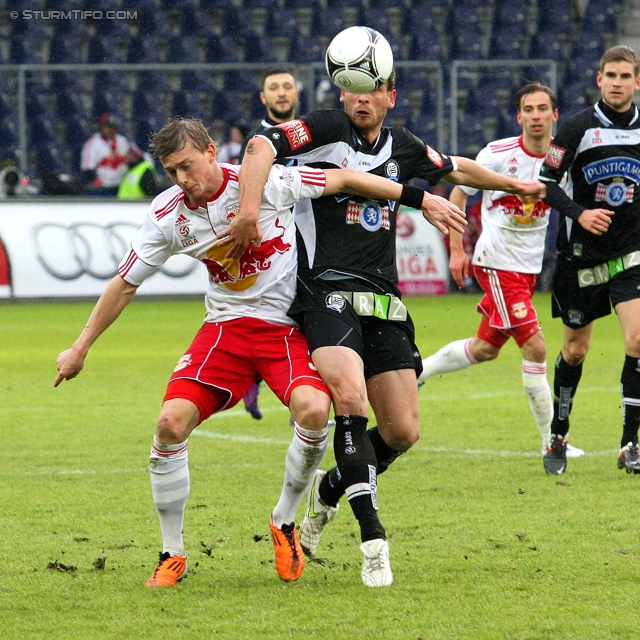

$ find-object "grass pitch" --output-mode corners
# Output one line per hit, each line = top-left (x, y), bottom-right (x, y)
(1, 293), (637, 639)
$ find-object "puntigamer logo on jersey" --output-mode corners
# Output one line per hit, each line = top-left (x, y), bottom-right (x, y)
(583, 157), (640, 184)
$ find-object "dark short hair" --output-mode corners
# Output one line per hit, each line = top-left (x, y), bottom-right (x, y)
(513, 83), (558, 111)
(149, 117), (214, 161)
(262, 67), (296, 90)
(600, 45), (640, 76)
(383, 68), (396, 92)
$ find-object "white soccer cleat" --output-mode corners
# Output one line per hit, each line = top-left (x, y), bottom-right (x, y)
(566, 443), (585, 458)
(360, 539), (393, 587)
(299, 469), (339, 557)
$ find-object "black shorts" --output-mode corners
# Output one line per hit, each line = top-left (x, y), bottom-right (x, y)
(290, 279), (423, 380)
(552, 254), (640, 328)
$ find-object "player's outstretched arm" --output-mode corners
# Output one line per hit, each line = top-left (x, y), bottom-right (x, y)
(225, 136), (275, 259)
(446, 156), (546, 200)
(447, 187), (470, 289)
(54, 275), (138, 387)
(323, 169), (466, 235)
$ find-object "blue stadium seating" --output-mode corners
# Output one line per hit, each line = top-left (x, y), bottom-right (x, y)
(466, 86), (501, 116)
(49, 35), (85, 64)
(178, 8), (215, 37)
(529, 31), (565, 61)
(537, 0), (574, 34)
(571, 30), (605, 60)
(88, 35), (127, 64)
(166, 36), (203, 64)
(9, 36), (45, 64)
(402, 6), (436, 35)
(135, 8), (173, 38)
(35, 143), (70, 176)
(172, 91), (207, 120)
(134, 114), (166, 152)
(488, 25), (525, 59)
(312, 8), (344, 37)
(409, 31), (443, 62)
(361, 9), (392, 37)
(558, 83), (590, 118)
(267, 10), (299, 39)
(204, 34), (240, 64)
(288, 35), (324, 64)
(244, 36), (278, 64)
(583, 0), (618, 34)
(451, 31), (485, 61)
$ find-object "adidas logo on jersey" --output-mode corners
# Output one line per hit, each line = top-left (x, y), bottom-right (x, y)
(175, 213), (190, 227)
(508, 157), (519, 164)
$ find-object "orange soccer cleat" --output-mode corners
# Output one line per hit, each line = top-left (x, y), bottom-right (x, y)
(145, 552), (188, 587)
(270, 517), (304, 582)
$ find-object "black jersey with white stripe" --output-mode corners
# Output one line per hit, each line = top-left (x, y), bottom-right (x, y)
(539, 100), (640, 265)
(255, 109), (455, 293)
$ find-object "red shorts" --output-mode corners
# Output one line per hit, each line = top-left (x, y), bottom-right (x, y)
(473, 266), (541, 348)
(163, 318), (329, 423)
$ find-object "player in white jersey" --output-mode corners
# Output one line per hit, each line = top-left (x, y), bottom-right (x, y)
(419, 84), (583, 458)
(54, 117), (466, 587)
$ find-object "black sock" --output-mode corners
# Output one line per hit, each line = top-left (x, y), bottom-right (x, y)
(621, 355), (640, 447)
(319, 426), (403, 507)
(330, 415), (385, 542)
(551, 353), (583, 438)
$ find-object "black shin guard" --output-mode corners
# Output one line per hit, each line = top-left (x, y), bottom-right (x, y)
(621, 355), (640, 447)
(332, 415), (385, 542)
(319, 426), (404, 507)
(551, 353), (583, 438)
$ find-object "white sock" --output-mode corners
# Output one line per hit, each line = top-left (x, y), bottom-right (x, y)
(419, 338), (477, 383)
(271, 424), (329, 528)
(149, 437), (189, 557)
(522, 360), (552, 447)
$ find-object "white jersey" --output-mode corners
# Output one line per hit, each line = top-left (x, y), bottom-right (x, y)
(459, 135), (552, 274)
(80, 132), (132, 187)
(118, 164), (326, 325)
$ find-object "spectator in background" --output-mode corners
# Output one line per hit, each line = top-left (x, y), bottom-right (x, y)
(81, 113), (139, 195)
(217, 124), (249, 165)
(117, 148), (158, 199)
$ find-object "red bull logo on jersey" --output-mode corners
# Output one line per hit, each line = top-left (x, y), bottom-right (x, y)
(202, 221), (291, 291)
(491, 195), (549, 225)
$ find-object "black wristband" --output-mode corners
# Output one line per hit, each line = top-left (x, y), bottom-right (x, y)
(398, 184), (425, 210)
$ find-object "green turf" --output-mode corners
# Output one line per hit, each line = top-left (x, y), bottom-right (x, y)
(1, 294), (636, 639)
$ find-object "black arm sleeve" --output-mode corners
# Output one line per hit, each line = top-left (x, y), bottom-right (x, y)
(543, 181), (585, 221)
(140, 169), (157, 197)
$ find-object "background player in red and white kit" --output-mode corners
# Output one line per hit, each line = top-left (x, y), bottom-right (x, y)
(54, 117), (464, 588)
(419, 84), (584, 460)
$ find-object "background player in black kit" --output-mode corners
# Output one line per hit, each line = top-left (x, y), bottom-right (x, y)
(539, 45), (640, 476)
(229, 69), (545, 587)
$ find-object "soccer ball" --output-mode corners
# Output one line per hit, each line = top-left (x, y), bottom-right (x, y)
(325, 26), (394, 94)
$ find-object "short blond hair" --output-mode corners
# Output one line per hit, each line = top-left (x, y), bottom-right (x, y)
(600, 45), (640, 76)
(149, 117), (215, 162)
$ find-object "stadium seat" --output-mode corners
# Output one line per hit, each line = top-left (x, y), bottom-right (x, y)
(0, 93), (15, 120)
(56, 93), (89, 124)
(92, 91), (127, 121)
(311, 8), (344, 37)
(465, 86), (501, 117)
(135, 8), (173, 38)
(0, 120), (20, 153)
(528, 31), (565, 61)
(223, 7), (256, 39)
(267, 9), (300, 39)
(492, 0), (527, 33)
(571, 29), (605, 60)
(558, 83), (589, 118)
(409, 30), (444, 61)
(95, 69), (131, 93)
(172, 91), (207, 120)
(166, 36), (203, 64)
(244, 0), (280, 7)
(537, 0), (574, 34)
(9, 36), (45, 64)
(496, 112), (521, 139)
(180, 70), (216, 93)
(88, 35), (127, 64)
(488, 25), (525, 59)
(204, 34), (240, 64)
(223, 70), (257, 93)
(212, 90), (249, 125)
(446, 4), (480, 35)
(35, 143), (70, 176)
(49, 35), (85, 64)
(583, 0), (618, 34)
(361, 9), (392, 36)
(369, 0), (404, 7)
(243, 36), (278, 64)
(283, 0), (322, 9)
(409, 114), (437, 144)
(288, 35), (324, 64)
(28, 115), (60, 147)
(562, 54), (599, 90)
(178, 8), (215, 37)
(402, 6), (436, 35)
(134, 114), (166, 152)
(27, 93), (55, 121)
(450, 31), (485, 60)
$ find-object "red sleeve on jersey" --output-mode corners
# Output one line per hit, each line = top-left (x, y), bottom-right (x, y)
(276, 120), (312, 150)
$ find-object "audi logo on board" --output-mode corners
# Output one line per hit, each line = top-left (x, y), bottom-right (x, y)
(31, 222), (197, 280)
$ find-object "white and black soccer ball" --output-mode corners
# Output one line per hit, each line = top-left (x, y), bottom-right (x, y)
(325, 26), (394, 94)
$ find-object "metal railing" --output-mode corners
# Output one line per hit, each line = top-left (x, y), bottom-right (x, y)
(0, 61), (445, 174)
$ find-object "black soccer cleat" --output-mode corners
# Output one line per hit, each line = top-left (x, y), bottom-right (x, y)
(543, 434), (567, 475)
(617, 443), (640, 474)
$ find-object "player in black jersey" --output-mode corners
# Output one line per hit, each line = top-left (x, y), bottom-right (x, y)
(539, 45), (640, 475)
(228, 70), (545, 586)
